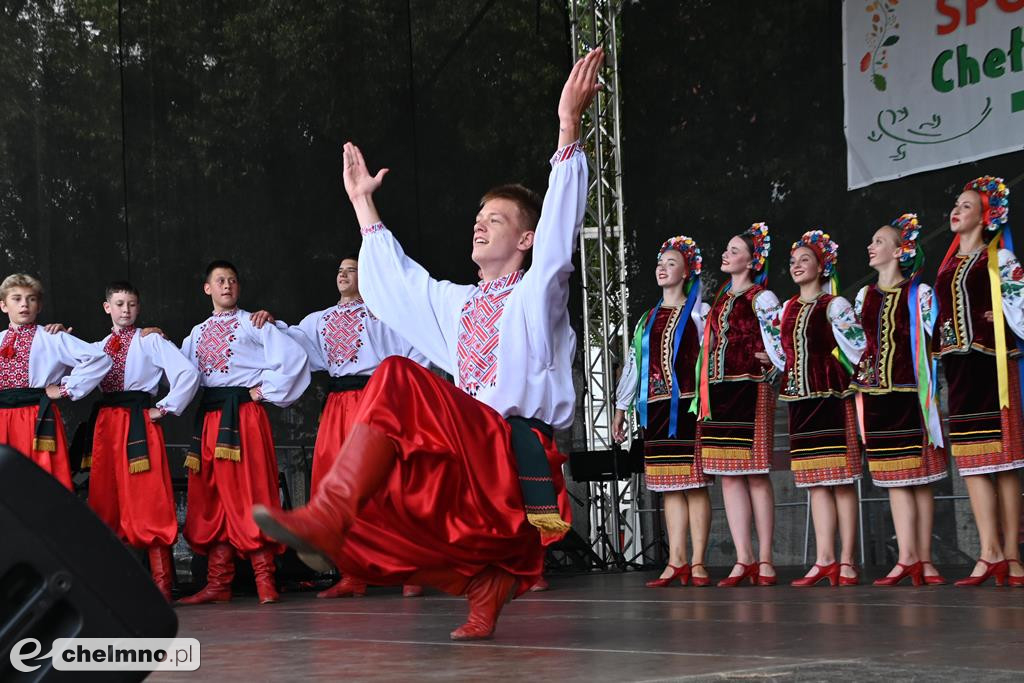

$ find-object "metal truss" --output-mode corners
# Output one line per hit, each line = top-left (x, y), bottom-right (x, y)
(568, 0), (642, 567)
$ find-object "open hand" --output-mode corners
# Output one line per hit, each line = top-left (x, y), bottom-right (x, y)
(342, 142), (388, 201)
(984, 311), (994, 322)
(148, 407), (164, 421)
(44, 323), (69, 334)
(45, 384), (63, 400)
(140, 327), (168, 339)
(557, 47), (604, 145)
(754, 351), (770, 365)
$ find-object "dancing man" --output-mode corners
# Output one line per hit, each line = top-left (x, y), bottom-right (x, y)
(254, 47), (603, 639)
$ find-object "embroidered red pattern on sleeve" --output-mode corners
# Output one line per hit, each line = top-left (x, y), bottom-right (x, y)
(456, 270), (524, 396)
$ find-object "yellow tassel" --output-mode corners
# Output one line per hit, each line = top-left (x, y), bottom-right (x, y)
(214, 446), (241, 462)
(868, 456), (922, 473)
(790, 455), (848, 471)
(183, 453), (200, 474)
(701, 447), (751, 460)
(646, 465), (692, 476)
(80, 455), (92, 470)
(128, 458), (151, 474)
(527, 513), (571, 535)
(33, 437), (56, 453)
(951, 441), (1002, 457)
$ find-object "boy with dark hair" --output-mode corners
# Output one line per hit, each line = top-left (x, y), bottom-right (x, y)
(178, 260), (310, 605)
(0, 273), (111, 489)
(84, 281), (200, 601)
(282, 255), (428, 599)
(254, 48), (602, 639)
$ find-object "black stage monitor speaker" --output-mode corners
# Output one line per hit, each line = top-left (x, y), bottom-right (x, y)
(0, 446), (178, 682)
(568, 442), (644, 482)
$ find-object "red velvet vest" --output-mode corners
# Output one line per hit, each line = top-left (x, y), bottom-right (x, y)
(853, 282), (916, 392)
(646, 305), (700, 401)
(707, 285), (773, 383)
(779, 294), (851, 400)
(933, 250), (1011, 357)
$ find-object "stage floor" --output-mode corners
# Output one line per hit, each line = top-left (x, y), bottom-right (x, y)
(161, 570), (1024, 681)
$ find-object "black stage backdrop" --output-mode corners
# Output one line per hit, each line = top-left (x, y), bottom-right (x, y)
(0, 0), (575, 460)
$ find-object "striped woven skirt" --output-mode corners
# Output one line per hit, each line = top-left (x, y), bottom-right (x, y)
(861, 391), (948, 487)
(642, 398), (712, 492)
(942, 351), (1024, 476)
(699, 381), (776, 476)
(787, 396), (861, 488)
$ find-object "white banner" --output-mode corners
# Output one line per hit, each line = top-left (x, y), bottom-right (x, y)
(843, 0), (1024, 189)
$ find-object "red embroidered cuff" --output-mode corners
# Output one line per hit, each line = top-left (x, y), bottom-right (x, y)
(360, 222), (386, 236)
(550, 140), (582, 166)
(58, 382), (71, 399)
(253, 386), (264, 402)
(156, 406), (168, 417)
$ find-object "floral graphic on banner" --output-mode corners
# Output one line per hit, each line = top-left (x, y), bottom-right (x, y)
(859, 0), (900, 92)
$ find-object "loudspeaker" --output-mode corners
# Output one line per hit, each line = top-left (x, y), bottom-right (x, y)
(0, 446), (178, 682)
(568, 444), (642, 482)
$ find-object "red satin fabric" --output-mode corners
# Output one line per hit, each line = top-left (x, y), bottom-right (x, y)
(0, 404), (72, 490)
(184, 402), (284, 556)
(332, 357), (570, 598)
(311, 388), (364, 496)
(88, 407), (177, 547)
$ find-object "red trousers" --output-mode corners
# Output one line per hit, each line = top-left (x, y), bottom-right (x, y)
(311, 388), (364, 496)
(0, 404), (72, 490)
(334, 357), (570, 597)
(87, 407), (177, 547)
(184, 402), (284, 556)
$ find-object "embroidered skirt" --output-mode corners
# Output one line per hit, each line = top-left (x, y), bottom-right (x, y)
(942, 351), (1024, 476)
(699, 381), (776, 476)
(788, 396), (861, 487)
(642, 398), (712, 492)
(861, 392), (948, 487)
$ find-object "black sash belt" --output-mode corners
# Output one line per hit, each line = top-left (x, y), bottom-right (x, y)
(82, 390), (153, 473)
(0, 387), (57, 453)
(506, 416), (569, 537)
(185, 386), (252, 474)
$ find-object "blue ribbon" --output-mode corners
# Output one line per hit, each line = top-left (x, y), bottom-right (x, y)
(667, 280), (701, 437)
(636, 304), (658, 429)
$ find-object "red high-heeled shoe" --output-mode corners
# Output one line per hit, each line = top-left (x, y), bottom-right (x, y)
(922, 562), (947, 586)
(756, 561), (777, 586)
(791, 562), (839, 587)
(873, 561), (923, 587)
(1005, 559), (1024, 587)
(645, 564), (691, 588)
(954, 558), (1009, 587)
(839, 563), (859, 586)
(690, 563), (711, 587)
(717, 562), (758, 587)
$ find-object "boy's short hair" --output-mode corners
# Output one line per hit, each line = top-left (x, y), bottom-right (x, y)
(105, 280), (140, 301)
(340, 253), (359, 264)
(0, 273), (44, 301)
(205, 260), (239, 280)
(480, 184), (542, 234)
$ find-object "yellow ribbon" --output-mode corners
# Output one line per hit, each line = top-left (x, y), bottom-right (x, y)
(987, 236), (1010, 408)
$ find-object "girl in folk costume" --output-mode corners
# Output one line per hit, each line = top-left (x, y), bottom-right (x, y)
(933, 176), (1024, 586)
(0, 274), (111, 490)
(764, 231), (866, 587)
(853, 215), (949, 586)
(613, 236), (713, 587)
(694, 223), (781, 586)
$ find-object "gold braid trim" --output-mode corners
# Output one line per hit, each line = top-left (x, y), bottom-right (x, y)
(214, 446), (241, 462)
(32, 436), (56, 453)
(951, 441), (1003, 457)
(790, 455), (848, 471)
(701, 447), (751, 460)
(183, 453), (201, 474)
(128, 458), (151, 474)
(868, 456), (922, 472)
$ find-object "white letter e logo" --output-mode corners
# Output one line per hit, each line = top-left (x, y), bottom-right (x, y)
(9, 638), (52, 673)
